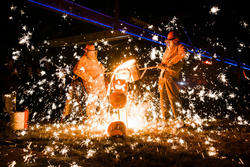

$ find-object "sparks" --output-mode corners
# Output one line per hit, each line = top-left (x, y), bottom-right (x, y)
(86, 149), (96, 159)
(209, 6), (220, 15)
(18, 31), (32, 47)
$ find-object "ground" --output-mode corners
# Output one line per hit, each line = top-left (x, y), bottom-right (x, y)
(0, 118), (249, 167)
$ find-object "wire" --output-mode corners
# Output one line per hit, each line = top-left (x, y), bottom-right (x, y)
(243, 70), (249, 80)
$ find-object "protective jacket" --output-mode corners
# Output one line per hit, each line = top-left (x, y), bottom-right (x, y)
(161, 44), (186, 76)
(71, 54), (107, 119)
(73, 55), (106, 93)
(159, 42), (186, 119)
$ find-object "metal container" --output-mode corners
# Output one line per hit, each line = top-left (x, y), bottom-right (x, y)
(129, 64), (140, 82)
(11, 109), (29, 130)
(107, 121), (126, 137)
(114, 60), (140, 83)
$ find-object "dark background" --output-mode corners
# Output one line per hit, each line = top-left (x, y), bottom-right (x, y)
(4, 0), (250, 64)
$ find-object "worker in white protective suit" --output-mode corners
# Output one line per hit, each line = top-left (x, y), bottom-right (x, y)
(157, 31), (186, 125)
(64, 44), (108, 121)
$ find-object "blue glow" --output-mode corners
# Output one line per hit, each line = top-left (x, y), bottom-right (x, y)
(224, 58), (238, 64)
(178, 81), (187, 86)
(243, 64), (250, 69)
(200, 54), (212, 59)
(242, 66), (250, 70)
(179, 42), (191, 47)
(224, 61), (238, 67)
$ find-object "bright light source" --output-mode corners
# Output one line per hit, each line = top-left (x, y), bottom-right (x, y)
(209, 6), (220, 15)
(178, 81), (187, 86)
(202, 60), (213, 65)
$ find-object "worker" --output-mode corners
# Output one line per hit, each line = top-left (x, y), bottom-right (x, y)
(157, 31), (186, 125)
(64, 44), (108, 121)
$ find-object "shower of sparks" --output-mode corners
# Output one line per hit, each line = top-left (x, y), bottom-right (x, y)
(209, 6), (220, 15)
(5, 2), (250, 167)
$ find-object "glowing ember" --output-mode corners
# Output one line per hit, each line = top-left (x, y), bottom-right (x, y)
(208, 146), (217, 156)
(115, 59), (136, 72)
(209, 6), (220, 15)
(86, 149), (96, 159)
(8, 161), (16, 167)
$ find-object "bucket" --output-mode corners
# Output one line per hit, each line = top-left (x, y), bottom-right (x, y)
(129, 64), (140, 82)
(107, 121), (126, 137)
(114, 60), (140, 83)
(115, 69), (130, 81)
(11, 109), (29, 130)
(115, 65), (140, 82)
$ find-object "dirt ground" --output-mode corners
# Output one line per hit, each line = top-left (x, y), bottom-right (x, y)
(0, 119), (249, 167)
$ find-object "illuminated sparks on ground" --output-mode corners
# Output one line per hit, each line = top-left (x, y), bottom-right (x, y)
(86, 149), (96, 159)
(6, 116), (248, 166)
(69, 161), (81, 167)
(60, 146), (69, 155)
(19, 130), (27, 136)
(207, 146), (217, 157)
(8, 161), (16, 167)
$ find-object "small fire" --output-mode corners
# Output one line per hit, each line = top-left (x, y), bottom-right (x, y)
(113, 59), (137, 81)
